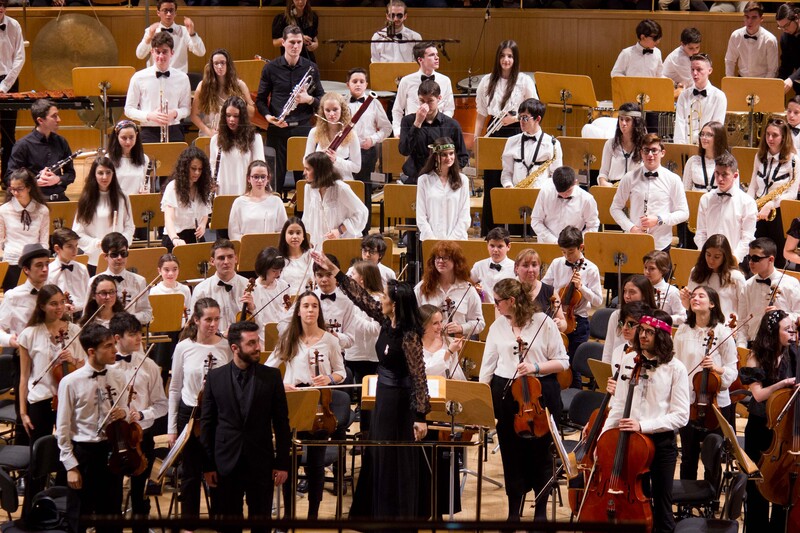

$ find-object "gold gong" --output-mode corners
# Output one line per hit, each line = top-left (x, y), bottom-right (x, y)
(31, 14), (118, 90)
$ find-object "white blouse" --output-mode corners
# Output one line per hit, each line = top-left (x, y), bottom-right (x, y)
(423, 344), (467, 381)
(414, 279), (485, 338)
(209, 133), (266, 197)
(304, 128), (362, 180)
(598, 137), (642, 184)
(0, 198), (49, 265)
(18, 323), (87, 403)
(253, 278), (292, 333)
(266, 331), (346, 386)
(686, 269), (746, 326)
(72, 191), (135, 266)
(415, 171), (470, 242)
(682, 155), (717, 192)
(227, 194), (287, 241)
(160, 180), (211, 234)
(114, 155), (150, 196)
(476, 73), (537, 118)
(302, 180), (368, 247)
(747, 153), (800, 211)
(673, 322), (739, 408)
(281, 252), (314, 293)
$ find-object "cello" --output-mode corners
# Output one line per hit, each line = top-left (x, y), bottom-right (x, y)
(311, 350), (337, 436)
(578, 353), (655, 528)
(559, 259), (585, 335)
(690, 330), (722, 430)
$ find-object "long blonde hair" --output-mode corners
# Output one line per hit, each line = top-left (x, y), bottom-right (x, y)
(313, 92), (354, 148)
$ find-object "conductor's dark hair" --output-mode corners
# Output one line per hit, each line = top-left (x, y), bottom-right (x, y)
(387, 280), (422, 335)
(228, 320), (260, 349)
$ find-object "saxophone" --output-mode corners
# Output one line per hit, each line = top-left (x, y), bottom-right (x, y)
(515, 143), (558, 189)
(756, 157), (797, 222)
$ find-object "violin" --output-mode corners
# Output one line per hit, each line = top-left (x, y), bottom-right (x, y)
(559, 259), (585, 335)
(283, 294), (293, 311)
(191, 353), (216, 438)
(120, 290), (131, 307)
(64, 291), (74, 322)
(441, 297), (455, 322)
(104, 385), (148, 476)
(690, 330), (722, 430)
(326, 320), (341, 334)
(510, 337), (549, 439)
(50, 328), (75, 411)
(578, 353), (655, 528)
(311, 350), (337, 436)
(236, 278), (256, 322)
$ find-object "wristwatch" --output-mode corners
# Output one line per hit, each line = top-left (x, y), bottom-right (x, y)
(657, 215), (664, 226)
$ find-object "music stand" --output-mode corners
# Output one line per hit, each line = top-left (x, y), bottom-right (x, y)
(490, 188), (539, 241)
(238, 233), (281, 272)
(558, 137), (606, 185)
(611, 77), (675, 122)
(48, 201), (78, 235)
(369, 62), (419, 92)
(361, 375), (447, 411)
(143, 142), (188, 178)
(286, 389), (321, 520)
(589, 186), (623, 229)
(732, 147), (758, 189)
(541, 408), (579, 520)
(459, 340), (485, 380)
(721, 77), (784, 148)
(128, 193), (164, 247)
(232, 60), (265, 98)
(587, 359), (613, 394)
(209, 195), (237, 232)
(583, 232), (655, 296)
(535, 73), (600, 136)
(712, 405), (759, 476)
(383, 183), (420, 283)
(322, 238), (364, 272)
(669, 248), (700, 288)
(780, 199), (800, 235)
(72, 66), (135, 149)
(172, 242), (219, 282)
(475, 137), (506, 172)
(663, 143), (697, 176)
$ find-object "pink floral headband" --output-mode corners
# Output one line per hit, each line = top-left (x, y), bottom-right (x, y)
(640, 315), (671, 333)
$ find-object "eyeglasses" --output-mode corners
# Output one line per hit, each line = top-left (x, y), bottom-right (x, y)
(699, 132), (715, 139)
(389, 12), (405, 18)
(494, 297), (509, 306)
(159, 7), (175, 13)
(108, 250), (129, 259)
(778, 18), (795, 31)
(434, 256), (452, 262)
(639, 327), (656, 337)
(642, 147), (661, 155)
(519, 115), (534, 123)
(212, 61), (227, 67)
(96, 290), (116, 298)
(746, 254), (769, 263)
(250, 174), (269, 181)
(7, 187), (27, 193)
(619, 320), (638, 329)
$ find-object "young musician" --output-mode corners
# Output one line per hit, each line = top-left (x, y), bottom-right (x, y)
(150, 253), (191, 384)
(662, 27), (702, 90)
(500, 98), (562, 189)
(56, 323), (128, 533)
(643, 250), (685, 326)
(776, 3), (800, 95)
(161, 146), (212, 252)
(125, 31), (191, 143)
(106, 120), (150, 196)
(191, 49), (254, 138)
(415, 137), (470, 242)
(682, 235), (747, 324)
(345, 233), (396, 286)
(513, 248), (567, 331)
(209, 95), (265, 197)
(168, 298), (232, 519)
(109, 312), (168, 531)
(598, 103), (646, 186)
(7, 99), (76, 201)
(602, 274), (658, 363)
(673, 54), (727, 146)
(278, 217), (313, 292)
(81, 276), (124, 329)
(682, 121), (729, 192)
(606, 301), (651, 381)
(480, 278), (569, 521)
(228, 160), (287, 241)
(271, 0), (319, 63)
(370, 0), (420, 63)
(304, 92), (361, 180)
(250, 247), (289, 332)
(0, 0), (25, 178)
(531, 166), (599, 243)
(392, 42), (455, 137)
(191, 239), (252, 335)
(601, 310), (690, 533)
(135, 0), (205, 74)
(308, 254), (359, 351)
(470, 227), (516, 304)
(89, 233), (153, 326)
(49, 228), (90, 317)
(0, 243), (50, 348)
(610, 19), (664, 78)
(611, 133), (689, 252)
(725, 2), (779, 78)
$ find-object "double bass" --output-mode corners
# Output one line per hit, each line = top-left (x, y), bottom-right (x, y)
(690, 330), (722, 430)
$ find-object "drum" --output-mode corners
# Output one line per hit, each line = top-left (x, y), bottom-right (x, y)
(457, 74), (487, 95)
(591, 100), (617, 121)
(454, 94), (477, 150)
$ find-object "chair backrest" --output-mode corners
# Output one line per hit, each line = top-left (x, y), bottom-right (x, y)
(0, 353), (15, 393)
(568, 390), (605, 427)
(0, 466), (17, 514)
(722, 472), (748, 521)
(700, 433), (724, 494)
(573, 341), (603, 382)
(589, 307), (615, 341)
(30, 435), (60, 481)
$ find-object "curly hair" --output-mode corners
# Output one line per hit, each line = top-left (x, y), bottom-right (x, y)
(194, 49), (246, 117)
(167, 146), (212, 208)
(420, 241), (471, 299)
(313, 92), (354, 148)
(217, 95), (256, 154)
(751, 309), (789, 381)
(493, 278), (536, 327)
(76, 156), (128, 226)
(631, 308), (674, 365)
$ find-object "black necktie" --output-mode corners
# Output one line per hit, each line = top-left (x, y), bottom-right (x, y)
(320, 293), (336, 301)
(91, 369), (107, 379)
(717, 192), (732, 197)
(642, 48), (654, 55)
(218, 280), (233, 292)
(111, 275), (124, 283)
(693, 89), (707, 97)
(350, 96), (365, 103)
(61, 264), (74, 272)
(156, 71), (170, 79)
(755, 278), (772, 285)
(161, 27), (173, 33)
(420, 74), (434, 82)
(0, 24), (6, 31)
(792, 126), (800, 136)
(644, 171), (658, 178)
(116, 353), (132, 363)
(489, 263), (502, 272)
(744, 34), (757, 40)
(30, 288), (38, 295)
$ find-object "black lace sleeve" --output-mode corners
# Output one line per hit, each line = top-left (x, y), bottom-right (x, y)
(739, 366), (766, 386)
(403, 330), (431, 420)
(335, 271), (385, 324)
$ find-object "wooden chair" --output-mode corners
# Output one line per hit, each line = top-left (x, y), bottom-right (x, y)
(96, 247), (166, 284)
(731, 147), (758, 189)
(669, 248), (701, 288)
(381, 137), (405, 179)
(263, 323), (280, 352)
(780, 199), (800, 235)
(238, 233), (282, 273)
(286, 137), (307, 173)
(479, 302), (495, 342)
(193, 136), (211, 157)
(148, 293), (186, 334)
(475, 137), (506, 174)
(589, 186), (623, 228)
(209, 195), (238, 232)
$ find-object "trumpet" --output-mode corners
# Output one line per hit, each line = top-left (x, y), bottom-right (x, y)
(277, 67), (315, 123)
(159, 88), (169, 143)
(486, 104), (517, 137)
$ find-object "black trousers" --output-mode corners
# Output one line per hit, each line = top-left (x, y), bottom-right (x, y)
(353, 146), (378, 233)
(745, 414), (787, 529)
(266, 123), (312, 193)
(177, 401), (205, 518)
(140, 125), (185, 144)
(129, 428), (156, 533)
(646, 431), (678, 533)
(212, 460), (274, 533)
(67, 441), (123, 533)
(0, 77), (19, 183)
(678, 403), (734, 481)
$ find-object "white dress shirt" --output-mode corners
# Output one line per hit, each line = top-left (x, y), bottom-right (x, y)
(662, 46), (693, 88)
(686, 269), (746, 325)
(673, 83), (728, 145)
(90, 268), (153, 325)
(725, 26), (779, 78)
(598, 138), (642, 184)
(56, 363), (128, 470)
(476, 73), (537, 119)
(470, 256), (516, 304)
(739, 268), (800, 343)
(500, 132), (562, 188)
(18, 322), (86, 403)
(160, 180), (211, 234)
(791, 128), (800, 154)
(168, 338), (232, 434)
(541, 256), (603, 319)
(346, 262), (396, 287)
(610, 166), (690, 251)
(415, 171), (470, 242)
(610, 42), (664, 78)
(673, 322), (739, 408)
(252, 278), (291, 338)
(653, 278), (686, 326)
(124, 66), (191, 127)
(602, 309), (624, 364)
(0, 15), (25, 93)
(228, 195), (287, 241)
(48, 257), (90, 314)
(747, 153), (800, 211)
(210, 134), (265, 197)
(607, 341), (632, 374)
(531, 182), (600, 243)
(479, 313), (569, 383)
(266, 332), (346, 386)
(304, 128), (362, 180)
(347, 97), (392, 147)
(423, 345), (466, 381)
(72, 192), (135, 267)
(695, 187), (757, 261)
(391, 70), (455, 136)
(370, 25), (421, 63)
(682, 155), (718, 191)
(110, 351), (168, 431)
(344, 293), (382, 363)
(415, 279), (485, 337)
(302, 180), (369, 247)
(289, 287), (360, 350)
(135, 24), (206, 74)
(114, 155), (150, 197)
(190, 273), (250, 333)
(0, 198), (48, 265)
(150, 281), (191, 313)
(282, 252), (313, 293)
(0, 280), (40, 345)
(602, 351), (690, 434)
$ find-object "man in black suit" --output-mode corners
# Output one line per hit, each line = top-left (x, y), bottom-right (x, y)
(201, 321), (291, 533)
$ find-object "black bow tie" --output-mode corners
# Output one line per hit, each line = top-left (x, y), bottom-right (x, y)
(0, 24), (6, 31)
(156, 71), (170, 79)
(90, 369), (107, 379)
(564, 260), (580, 268)
(161, 27), (173, 33)
(420, 74), (434, 82)
(523, 135), (537, 143)
(320, 293), (336, 301)
(755, 277), (772, 285)
(218, 280), (233, 292)
(644, 171), (658, 178)
(558, 196), (573, 201)
(350, 96), (365, 103)
(642, 48), (654, 55)
(717, 191), (732, 197)
(116, 353), (132, 363)
(110, 275), (124, 283)
(792, 126), (800, 136)
(30, 288), (38, 295)
(61, 264), (74, 272)
(693, 88), (707, 97)
(744, 34), (757, 40)
(640, 357), (659, 370)
(489, 263), (502, 272)
(393, 32), (403, 40)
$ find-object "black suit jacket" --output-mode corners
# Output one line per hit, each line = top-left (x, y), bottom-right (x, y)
(200, 362), (291, 478)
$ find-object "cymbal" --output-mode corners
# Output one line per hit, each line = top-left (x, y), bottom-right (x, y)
(31, 14), (118, 90)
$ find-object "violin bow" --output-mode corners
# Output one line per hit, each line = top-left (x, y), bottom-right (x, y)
(500, 299), (557, 399)
(767, 266), (789, 307)
(686, 313), (755, 375)
(123, 274), (163, 312)
(95, 344), (155, 437)
(659, 265), (677, 310)
(447, 320), (481, 379)
(247, 285), (291, 322)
